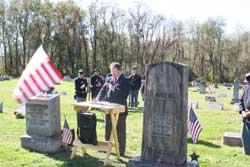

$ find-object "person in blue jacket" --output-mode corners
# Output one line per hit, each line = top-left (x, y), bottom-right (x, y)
(239, 72), (250, 155)
(128, 66), (141, 107)
(95, 62), (130, 156)
(74, 69), (88, 102)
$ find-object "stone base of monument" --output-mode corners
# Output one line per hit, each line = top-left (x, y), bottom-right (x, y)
(21, 134), (62, 153)
(128, 156), (199, 167)
(223, 132), (242, 147)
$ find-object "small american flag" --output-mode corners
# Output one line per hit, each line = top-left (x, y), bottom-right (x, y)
(188, 107), (202, 143)
(62, 118), (73, 144)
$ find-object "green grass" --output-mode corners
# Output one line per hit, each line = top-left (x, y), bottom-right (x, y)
(0, 79), (250, 167)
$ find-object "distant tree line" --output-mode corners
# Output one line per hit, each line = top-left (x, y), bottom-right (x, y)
(1, 0), (250, 82)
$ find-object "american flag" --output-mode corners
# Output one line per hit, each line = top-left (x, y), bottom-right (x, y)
(188, 107), (202, 143)
(62, 118), (73, 144)
(13, 45), (63, 103)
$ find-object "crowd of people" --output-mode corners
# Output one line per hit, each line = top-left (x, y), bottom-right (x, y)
(74, 62), (144, 156)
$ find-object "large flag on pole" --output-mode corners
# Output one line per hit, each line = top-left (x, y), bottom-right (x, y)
(13, 45), (63, 103)
(188, 107), (202, 143)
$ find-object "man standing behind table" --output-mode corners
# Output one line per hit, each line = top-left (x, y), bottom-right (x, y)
(128, 66), (141, 107)
(95, 62), (130, 156)
(90, 68), (104, 100)
(74, 69), (88, 102)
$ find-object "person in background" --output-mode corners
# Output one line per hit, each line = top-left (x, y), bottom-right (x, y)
(74, 69), (88, 102)
(239, 72), (250, 155)
(90, 68), (104, 99)
(95, 62), (130, 156)
(128, 66), (141, 107)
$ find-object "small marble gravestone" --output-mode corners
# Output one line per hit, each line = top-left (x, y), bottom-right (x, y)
(21, 94), (62, 153)
(189, 101), (198, 109)
(223, 132), (242, 147)
(128, 61), (198, 167)
(207, 102), (223, 110)
(217, 92), (227, 98)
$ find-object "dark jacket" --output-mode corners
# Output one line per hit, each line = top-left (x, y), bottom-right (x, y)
(74, 77), (88, 98)
(129, 74), (142, 90)
(96, 73), (130, 115)
(239, 86), (250, 122)
(90, 74), (104, 91)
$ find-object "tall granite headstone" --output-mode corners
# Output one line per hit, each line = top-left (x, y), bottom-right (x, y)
(21, 94), (62, 153)
(231, 78), (240, 104)
(199, 81), (206, 94)
(128, 62), (198, 167)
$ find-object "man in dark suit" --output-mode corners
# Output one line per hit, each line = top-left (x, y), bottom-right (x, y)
(74, 69), (88, 102)
(90, 68), (104, 99)
(128, 66), (141, 107)
(95, 62), (130, 156)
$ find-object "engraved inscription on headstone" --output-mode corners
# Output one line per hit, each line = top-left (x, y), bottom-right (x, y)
(21, 94), (61, 153)
(231, 78), (240, 104)
(129, 62), (197, 167)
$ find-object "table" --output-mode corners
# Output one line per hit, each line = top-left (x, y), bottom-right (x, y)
(70, 101), (125, 165)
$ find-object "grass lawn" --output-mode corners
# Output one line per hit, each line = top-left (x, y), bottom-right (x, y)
(0, 79), (250, 167)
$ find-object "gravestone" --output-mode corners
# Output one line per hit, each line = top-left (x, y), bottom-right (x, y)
(233, 103), (240, 112)
(207, 102), (223, 110)
(0, 101), (2, 113)
(217, 92), (227, 98)
(189, 101), (198, 109)
(63, 75), (73, 82)
(199, 82), (206, 94)
(21, 94), (62, 153)
(214, 84), (219, 89)
(128, 62), (198, 167)
(205, 96), (216, 102)
(223, 132), (242, 147)
(231, 78), (240, 104)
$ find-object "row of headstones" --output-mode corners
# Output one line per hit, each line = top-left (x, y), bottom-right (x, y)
(0, 75), (10, 81)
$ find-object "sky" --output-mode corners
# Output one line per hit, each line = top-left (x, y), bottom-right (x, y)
(67, 0), (250, 35)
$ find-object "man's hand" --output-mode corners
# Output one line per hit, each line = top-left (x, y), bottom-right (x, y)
(80, 84), (85, 89)
(108, 83), (114, 91)
(242, 111), (250, 118)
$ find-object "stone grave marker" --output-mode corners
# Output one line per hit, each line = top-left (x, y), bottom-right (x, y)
(217, 92), (227, 98)
(128, 61), (198, 167)
(199, 81), (206, 94)
(205, 96), (216, 102)
(21, 94), (62, 153)
(223, 132), (242, 147)
(0, 101), (2, 113)
(188, 101), (198, 109)
(231, 78), (240, 104)
(207, 102), (223, 110)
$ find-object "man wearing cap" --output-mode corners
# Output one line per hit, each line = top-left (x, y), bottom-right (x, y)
(95, 62), (130, 156)
(239, 72), (250, 155)
(74, 69), (88, 102)
(90, 68), (104, 99)
(128, 66), (141, 107)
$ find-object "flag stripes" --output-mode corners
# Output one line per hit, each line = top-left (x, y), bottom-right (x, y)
(13, 45), (63, 103)
(62, 119), (73, 144)
(188, 107), (202, 144)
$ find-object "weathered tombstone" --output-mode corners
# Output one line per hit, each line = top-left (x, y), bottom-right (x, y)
(223, 132), (242, 147)
(128, 62), (198, 167)
(0, 101), (3, 113)
(214, 83), (219, 88)
(231, 78), (240, 104)
(217, 92), (227, 98)
(189, 101), (198, 109)
(199, 81), (206, 94)
(20, 94), (62, 153)
(207, 102), (223, 110)
(205, 96), (216, 102)
(233, 103), (240, 112)
(63, 75), (73, 82)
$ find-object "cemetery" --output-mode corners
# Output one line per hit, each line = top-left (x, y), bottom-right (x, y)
(1, 1), (250, 167)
